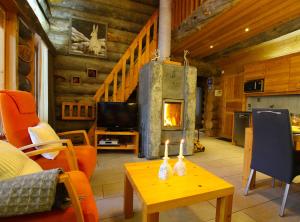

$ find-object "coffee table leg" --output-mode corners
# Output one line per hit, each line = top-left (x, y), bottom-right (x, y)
(142, 207), (159, 222)
(124, 174), (134, 219)
(216, 194), (233, 222)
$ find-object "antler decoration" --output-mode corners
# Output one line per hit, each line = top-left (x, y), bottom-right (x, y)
(201, 0), (211, 16)
(184, 50), (190, 67)
(151, 49), (160, 61)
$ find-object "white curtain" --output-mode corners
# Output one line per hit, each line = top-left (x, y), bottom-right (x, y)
(37, 40), (48, 122)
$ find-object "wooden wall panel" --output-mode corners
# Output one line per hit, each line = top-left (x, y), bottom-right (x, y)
(220, 73), (243, 139)
(4, 12), (17, 90)
(0, 5), (4, 89)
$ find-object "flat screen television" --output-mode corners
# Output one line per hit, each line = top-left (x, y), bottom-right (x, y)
(97, 102), (138, 131)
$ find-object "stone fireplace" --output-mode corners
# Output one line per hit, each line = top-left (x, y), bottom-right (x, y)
(138, 62), (197, 159)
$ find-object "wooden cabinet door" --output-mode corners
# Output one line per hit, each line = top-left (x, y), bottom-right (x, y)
(244, 63), (265, 82)
(289, 54), (300, 92)
(264, 57), (289, 93)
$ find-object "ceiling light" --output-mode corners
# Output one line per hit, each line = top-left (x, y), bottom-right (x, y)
(210, 45), (214, 49)
(245, 27), (250, 32)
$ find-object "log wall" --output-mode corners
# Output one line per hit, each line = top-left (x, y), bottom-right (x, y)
(48, 0), (156, 131)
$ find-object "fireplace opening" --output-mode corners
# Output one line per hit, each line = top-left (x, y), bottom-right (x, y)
(162, 99), (184, 130)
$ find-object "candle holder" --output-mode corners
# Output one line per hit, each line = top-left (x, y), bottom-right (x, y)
(158, 157), (173, 180)
(173, 155), (186, 176)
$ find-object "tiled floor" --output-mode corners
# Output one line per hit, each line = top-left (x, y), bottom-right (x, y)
(90, 136), (300, 222)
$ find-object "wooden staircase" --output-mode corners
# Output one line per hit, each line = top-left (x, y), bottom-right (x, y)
(93, 10), (158, 103)
(89, 10), (158, 142)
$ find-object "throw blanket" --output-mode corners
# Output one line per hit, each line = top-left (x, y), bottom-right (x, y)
(0, 169), (65, 217)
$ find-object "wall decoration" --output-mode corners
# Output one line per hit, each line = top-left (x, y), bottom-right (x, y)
(19, 44), (33, 63)
(71, 76), (81, 85)
(69, 17), (107, 58)
(18, 20), (34, 93)
(214, 89), (223, 97)
(87, 68), (97, 78)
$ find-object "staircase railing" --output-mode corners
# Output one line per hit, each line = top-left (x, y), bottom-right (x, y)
(93, 10), (158, 102)
(172, 0), (203, 30)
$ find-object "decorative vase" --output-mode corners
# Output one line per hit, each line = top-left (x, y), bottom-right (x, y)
(173, 156), (186, 176)
(158, 157), (172, 180)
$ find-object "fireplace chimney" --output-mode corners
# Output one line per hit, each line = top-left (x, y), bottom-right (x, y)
(158, 0), (171, 61)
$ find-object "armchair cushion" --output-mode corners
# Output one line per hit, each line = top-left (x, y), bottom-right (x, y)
(1, 171), (99, 222)
(0, 141), (42, 180)
(28, 122), (61, 160)
(0, 169), (62, 217)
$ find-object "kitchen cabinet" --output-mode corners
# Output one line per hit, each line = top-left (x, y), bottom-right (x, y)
(264, 57), (290, 93)
(244, 63), (265, 82)
(289, 55), (300, 92)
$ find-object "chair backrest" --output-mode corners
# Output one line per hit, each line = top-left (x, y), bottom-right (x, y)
(251, 108), (294, 183)
(0, 90), (40, 147)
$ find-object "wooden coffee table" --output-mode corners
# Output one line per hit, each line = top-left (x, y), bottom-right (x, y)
(124, 159), (234, 222)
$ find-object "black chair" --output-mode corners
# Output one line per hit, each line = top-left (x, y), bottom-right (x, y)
(244, 108), (300, 216)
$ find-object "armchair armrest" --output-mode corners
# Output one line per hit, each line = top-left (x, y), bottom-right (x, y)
(19, 139), (70, 151)
(59, 173), (84, 222)
(19, 139), (78, 171)
(58, 130), (91, 146)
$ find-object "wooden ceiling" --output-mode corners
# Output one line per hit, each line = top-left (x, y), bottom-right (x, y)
(172, 0), (300, 59)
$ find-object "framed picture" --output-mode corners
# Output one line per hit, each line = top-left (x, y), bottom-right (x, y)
(69, 17), (107, 58)
(71, 76), (81, 85)
(87, 68), (97, 78)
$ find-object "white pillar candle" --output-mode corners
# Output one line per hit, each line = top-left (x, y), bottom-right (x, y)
(164, 140), (169, 157)
(179, 139), (184, 156)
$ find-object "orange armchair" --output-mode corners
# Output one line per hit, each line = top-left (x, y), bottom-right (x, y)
(0, 90), (97, 179)
(1, 142), (98, 222)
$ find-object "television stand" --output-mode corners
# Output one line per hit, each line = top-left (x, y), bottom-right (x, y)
(95, 129), (139, 155)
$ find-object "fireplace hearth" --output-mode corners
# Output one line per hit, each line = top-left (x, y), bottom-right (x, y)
(138, 62), (197, 159)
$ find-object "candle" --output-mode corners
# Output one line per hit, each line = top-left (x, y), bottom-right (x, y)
(164, 140), (169, 157)
(179, 139), (184, 156)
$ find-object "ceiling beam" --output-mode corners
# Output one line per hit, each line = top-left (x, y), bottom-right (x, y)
(171, 56), (221, 77)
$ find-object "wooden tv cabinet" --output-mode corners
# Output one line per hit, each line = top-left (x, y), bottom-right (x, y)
(94, 129), (139, 155)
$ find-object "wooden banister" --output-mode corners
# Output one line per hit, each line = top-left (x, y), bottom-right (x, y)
(172, 0), (204, 30)
(94, 10), (158, 102)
